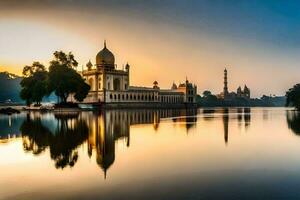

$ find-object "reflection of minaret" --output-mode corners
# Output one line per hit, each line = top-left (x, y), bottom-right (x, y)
(223, 108), (229, 145)
(223, 68), (229, 97)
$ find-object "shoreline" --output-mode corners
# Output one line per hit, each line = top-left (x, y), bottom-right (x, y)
(0, 104), (292, 114)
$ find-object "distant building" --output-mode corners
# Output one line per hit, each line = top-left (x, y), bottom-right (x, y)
(71, 41), (197, 106)
(237, 85), (250, 99)
(218, 68), (250, 100)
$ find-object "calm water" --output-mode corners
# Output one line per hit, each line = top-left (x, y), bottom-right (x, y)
(1, 108), (300, 199)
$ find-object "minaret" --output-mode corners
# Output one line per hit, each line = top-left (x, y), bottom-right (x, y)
(223, 68), (229, 97)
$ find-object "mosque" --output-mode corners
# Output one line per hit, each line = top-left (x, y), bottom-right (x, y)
(78, 41), (197, 107)
(218, 68), (250, 100)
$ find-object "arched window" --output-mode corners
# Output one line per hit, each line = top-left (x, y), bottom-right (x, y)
(110, 94), (113, 99)
(89, 78), (94, 91)
(113, 78), (121, 91)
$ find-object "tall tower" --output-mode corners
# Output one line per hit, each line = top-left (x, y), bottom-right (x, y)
(223, 68), (229, 97)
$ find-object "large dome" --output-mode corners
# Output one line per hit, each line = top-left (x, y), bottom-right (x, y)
(96, 41), (115, 66)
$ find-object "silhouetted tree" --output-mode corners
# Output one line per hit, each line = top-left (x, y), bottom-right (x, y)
(22, 62), (46, 77)
(197, 91), (222, 107)
(20, 62), (48, 105)
(286, 84), (300, 110)
(202, 90), (212, 98)
(48, 51), (90, 103)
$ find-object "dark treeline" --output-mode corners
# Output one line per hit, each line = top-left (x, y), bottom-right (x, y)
(197, 91), (286, 107)
(0, 72), (22, 103)
(0, 71), (57, 104)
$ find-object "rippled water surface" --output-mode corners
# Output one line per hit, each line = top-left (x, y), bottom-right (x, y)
(1, 107), (300, 200)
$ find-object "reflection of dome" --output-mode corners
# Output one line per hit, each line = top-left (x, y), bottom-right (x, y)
(96, 41), (115, 66)
(96, 152), (115, 179)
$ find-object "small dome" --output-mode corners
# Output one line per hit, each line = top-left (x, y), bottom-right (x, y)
(86, 60), (93, 69)
(96, 41), (115, 66)
(171, 82), (177, 90)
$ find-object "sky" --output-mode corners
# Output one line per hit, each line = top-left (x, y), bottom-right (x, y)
(0, 0), (300, 97)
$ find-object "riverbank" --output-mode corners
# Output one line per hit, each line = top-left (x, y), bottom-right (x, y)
(0, 104), (290, 113)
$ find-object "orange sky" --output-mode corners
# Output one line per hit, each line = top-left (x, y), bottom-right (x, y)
(0, 3), (299, 97)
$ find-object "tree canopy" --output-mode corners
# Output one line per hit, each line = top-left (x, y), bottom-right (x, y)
(48, 51), (90, 103)
(202, 90), (212, 98)
(20, 51), (90, 105)
(20, 62), (48, 105)
(286, 84), (300, 110)
(22, 62), (46, 77)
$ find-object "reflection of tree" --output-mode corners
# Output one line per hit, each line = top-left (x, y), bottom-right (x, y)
(286, 110), (300, 135)
(21, 113), (89, 169)
(21, 116), (51, 155)
(202, 109), (215, 121)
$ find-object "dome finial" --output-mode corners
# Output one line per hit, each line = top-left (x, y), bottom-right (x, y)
(96, 40), (115, 66)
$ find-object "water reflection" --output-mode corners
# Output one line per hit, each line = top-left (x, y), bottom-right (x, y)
(223, 108), (229, 144)
(4, 108), (300, 200)
(5, 109), (197, 175)
(202, 108), (251, 145)
(244, 108), (251, 129)
(85, 109), (198, 176)
(286, 110), (300, 135)
(21, 112), (89, 168)
(0, 108), (255, 176)
(0, 113), (25, 142)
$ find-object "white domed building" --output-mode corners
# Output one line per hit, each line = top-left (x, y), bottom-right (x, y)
(77, 41), (197, 107)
